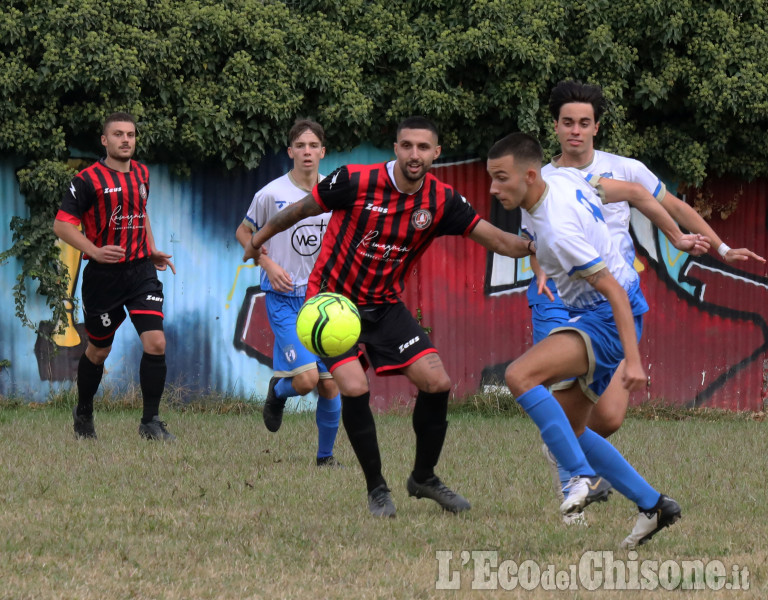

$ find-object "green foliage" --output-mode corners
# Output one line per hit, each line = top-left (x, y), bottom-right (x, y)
(2, 0), (767, 331)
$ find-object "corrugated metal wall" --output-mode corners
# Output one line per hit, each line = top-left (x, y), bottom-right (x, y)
(2, 154), (766, 411)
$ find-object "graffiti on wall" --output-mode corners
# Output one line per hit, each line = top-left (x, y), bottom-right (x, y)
(2, 156), (766, 411)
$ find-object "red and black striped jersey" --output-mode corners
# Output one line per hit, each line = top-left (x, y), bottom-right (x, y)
(56, 159), (151, 262)
(308, 162), (481, 305)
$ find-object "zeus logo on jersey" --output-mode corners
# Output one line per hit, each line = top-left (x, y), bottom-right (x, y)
(399, 336), (420, 353)
(145, 294), (162, 302)
(104, 186), (123, 194)
(365, 203), (388, 213)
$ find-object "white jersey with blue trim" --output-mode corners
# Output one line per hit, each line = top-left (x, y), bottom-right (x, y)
(521, 168), (640, 310)
(242, 171), (329, 297)
(542, 149), (666, 266)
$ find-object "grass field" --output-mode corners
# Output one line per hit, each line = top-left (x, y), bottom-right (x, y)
(0, 398), (765, 599)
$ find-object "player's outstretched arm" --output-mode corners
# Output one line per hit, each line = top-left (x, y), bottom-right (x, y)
(600, 179), (710, 256)
(659, 192), (766, 264)
(584, 268), (645, 391)
(468, 219), (534, 259)
(243, 193), (323, 263)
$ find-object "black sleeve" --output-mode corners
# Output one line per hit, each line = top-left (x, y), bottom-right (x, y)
(313, 166), (355, 211)
(435, 188), (480, 237)
(58, 175), (94, 219)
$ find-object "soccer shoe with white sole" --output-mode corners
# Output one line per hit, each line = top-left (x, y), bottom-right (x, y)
(541, 442), (565, 504)
(620, 495), (682, 549)
(559, 475), (612, 515)
(367, 484), (396, 518)
(562, 511), (588, 526)
(406, 474), (471, 513)
(261, 376), (286, 433)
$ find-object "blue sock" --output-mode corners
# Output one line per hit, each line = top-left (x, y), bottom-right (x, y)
(517, 385), (595, 478)
(274, 377), (297, 399)
(557, 460), (572, 493)
(578, 428), (661, 510)
(316, 394), (341, 458)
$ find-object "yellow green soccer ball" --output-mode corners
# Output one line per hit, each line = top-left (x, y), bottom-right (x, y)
(296, 293), (361, 357)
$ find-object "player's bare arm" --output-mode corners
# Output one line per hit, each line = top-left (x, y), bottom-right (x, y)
(599, 179), (710, 256)
(659, 192), (765, 264)
(243, 193), (322, 263)
(585, 267), (645, 391)
(53, 218), (126, 264)
(468, 219), (533, 258)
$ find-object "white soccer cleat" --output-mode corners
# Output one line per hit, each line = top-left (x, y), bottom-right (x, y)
(559, 475), (612, 515)
(620, 494), (682, 549)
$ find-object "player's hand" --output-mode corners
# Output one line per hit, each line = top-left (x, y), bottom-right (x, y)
(242, 240), (265, 264)
(724, 247), (766, 264)
(672, 233), (710, 256)
(265, 265), (294, 293)
(621, 359), (647, 392)
(92, 244), (126, 264)
(150, 249), (176, 274)
(535, 271), (555, 302)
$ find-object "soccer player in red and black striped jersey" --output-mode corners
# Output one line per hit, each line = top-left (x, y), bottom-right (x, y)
(245, 116), (536, 517)
(53, 112), (176, 442)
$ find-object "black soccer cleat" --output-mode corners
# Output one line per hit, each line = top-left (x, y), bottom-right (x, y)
(407, 474), (471, 513)
(73, 405), (97, 440)
(367, 484), (396, 518)
(316, 455), (343, 468)
(139, 416), (177, 441)
(621, 494), (682, 549)
(262, 376), (287, 433)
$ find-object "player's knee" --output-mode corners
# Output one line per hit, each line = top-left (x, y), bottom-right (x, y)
(140, 332), (166, 355)
(420, 374), (451, 394)
(589, 413), (623, 437)
(292, 371), (319, 396)
(86, 343), (111, 365)
(504, 363), (529, 397)
(316, 378), (338, 399)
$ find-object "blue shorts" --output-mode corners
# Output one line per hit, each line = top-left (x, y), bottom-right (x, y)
(265, 292), (330, 379)
(530, 297), (570, 344)
(550, 301), (644, 402)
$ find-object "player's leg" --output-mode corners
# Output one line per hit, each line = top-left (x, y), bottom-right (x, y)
(314, 365), (342, 467)
(127, 261), (173, 441)
(588, 359), (630, 437)
(330, 356), (395, 516)
(358, 303), (469, 514)
(76, 262), (127, 439)
(505, 332), (611, 515)
(262, 293), (315, 432)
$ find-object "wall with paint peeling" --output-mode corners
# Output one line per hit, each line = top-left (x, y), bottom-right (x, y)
(2, 154), (766, 411)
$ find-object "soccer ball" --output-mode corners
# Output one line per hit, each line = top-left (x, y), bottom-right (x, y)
(296, 293), (361, 357)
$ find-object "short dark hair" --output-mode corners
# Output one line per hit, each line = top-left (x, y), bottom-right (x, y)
(103, 111), (136, 134)
(487, 132), (543, 166)
(396, 116), (439, 140)
(289, 119), (325, 146)
(548, 80), (606, 122)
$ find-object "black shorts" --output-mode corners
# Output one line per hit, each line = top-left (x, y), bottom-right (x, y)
(324, 301), (437, 375)
(81, 258), (164, 347)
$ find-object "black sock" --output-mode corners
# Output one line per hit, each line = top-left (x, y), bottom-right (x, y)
(412, 390), (449, 483)
(76, 354), (104, 416)
(140, 353), (166, 423)
(341, 392), (386, 492)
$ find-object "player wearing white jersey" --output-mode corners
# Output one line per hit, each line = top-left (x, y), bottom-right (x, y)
(488, 132), (708, 548)
(236, 120), (342, 467)
(530, 81), (764, 520)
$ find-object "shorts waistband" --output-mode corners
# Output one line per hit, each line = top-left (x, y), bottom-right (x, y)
(87, 256), (150, 270)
